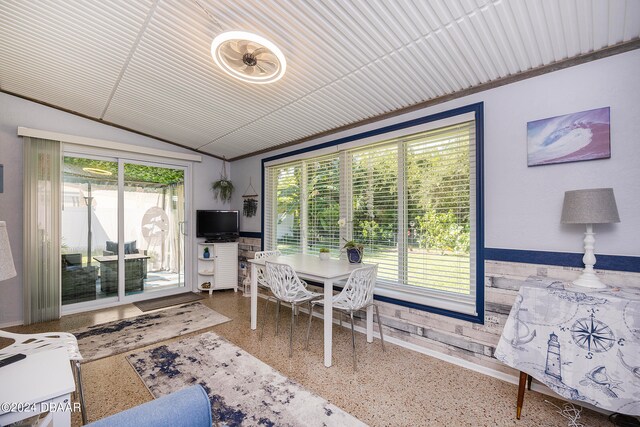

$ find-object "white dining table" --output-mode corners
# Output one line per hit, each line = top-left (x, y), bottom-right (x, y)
(249, 253), (374, 367)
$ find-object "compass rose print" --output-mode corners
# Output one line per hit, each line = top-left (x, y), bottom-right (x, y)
(571, 313), (615, 353)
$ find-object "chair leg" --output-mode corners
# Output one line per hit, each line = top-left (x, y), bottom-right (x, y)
(349, 311), (357, 371)
(305, 302), (314, 349)
(374, 304), (385, 352)
(260, 296), (272, 341)
(75, 360), (87, 425)
(275, 301), (281, 336)
(289, 304), (295, 357)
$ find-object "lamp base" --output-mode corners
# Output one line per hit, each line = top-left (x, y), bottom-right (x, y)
(571, 271), (607, 289)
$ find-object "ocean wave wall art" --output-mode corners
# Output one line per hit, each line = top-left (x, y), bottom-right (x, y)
(527, 107), (610, 166)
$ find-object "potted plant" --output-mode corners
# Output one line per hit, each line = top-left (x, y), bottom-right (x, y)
(211, 161), (234, 202)
(342, 239), (364, 263)
(319, 248), (330, 260)
(211, 178), (234, 202)
(203, 247), (210, 259)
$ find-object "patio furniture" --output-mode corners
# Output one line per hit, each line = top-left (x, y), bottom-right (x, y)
(94, 254), (150, 295)
(265, 261), (322, 357)
(249, 254), (373, 367)
(306, 265), (385, 370)
(254, 250), (281, 339)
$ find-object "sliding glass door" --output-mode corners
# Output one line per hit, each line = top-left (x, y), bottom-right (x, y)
(123, 162), (185, 296)
(61, 153), (188, 307)
(62, 155), (119, 304)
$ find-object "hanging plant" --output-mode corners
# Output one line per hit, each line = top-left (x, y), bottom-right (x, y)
(241, 176), (259, 217)
(211, 160), (234, 202)
(243, 197), (258, 217)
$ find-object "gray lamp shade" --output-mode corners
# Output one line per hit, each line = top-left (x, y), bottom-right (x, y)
(561, 188), (620, 224)
(0, 221), (17, 281)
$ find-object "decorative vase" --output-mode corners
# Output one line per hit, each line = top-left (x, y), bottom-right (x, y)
(319, 252), (330, 261)
(203, 248), (210, 259)
(346, 247), (362, 263)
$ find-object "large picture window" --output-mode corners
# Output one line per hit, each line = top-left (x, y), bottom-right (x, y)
(264, 106), (481, 320)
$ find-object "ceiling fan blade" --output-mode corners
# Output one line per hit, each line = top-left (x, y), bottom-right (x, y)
(224, 56), (245, 67)
(236, 39), (250, 53)
(220, 43), (243, 61)
(251, 47), (268, 56)
(257, 60), (276, 73)
(243, 65), (255, 75)
(255, 64), (268, 75)
(256, 52), (278, 63)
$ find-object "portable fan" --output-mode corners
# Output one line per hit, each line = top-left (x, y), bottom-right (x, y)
(211, 31), (286, 84)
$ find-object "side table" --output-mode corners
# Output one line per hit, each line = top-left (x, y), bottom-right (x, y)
(0, 348), (76, 426)
(494, 277), (640, 418)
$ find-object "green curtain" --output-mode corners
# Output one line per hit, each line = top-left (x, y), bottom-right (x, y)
(23, 137), (61, 324)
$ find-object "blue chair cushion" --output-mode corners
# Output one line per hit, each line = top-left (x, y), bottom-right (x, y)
(87, 385), (211, 427)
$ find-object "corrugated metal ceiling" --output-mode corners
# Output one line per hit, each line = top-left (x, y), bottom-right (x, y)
(1, 0), (639, 159)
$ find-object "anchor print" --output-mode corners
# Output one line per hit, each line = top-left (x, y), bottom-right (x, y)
(618, 349), (640, 380)
(509, 294), (536, 347)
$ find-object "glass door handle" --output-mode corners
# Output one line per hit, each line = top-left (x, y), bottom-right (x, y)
(179, 221), (187, 236)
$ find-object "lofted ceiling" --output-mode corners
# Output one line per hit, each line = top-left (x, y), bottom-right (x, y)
(1, 0), (639, 160)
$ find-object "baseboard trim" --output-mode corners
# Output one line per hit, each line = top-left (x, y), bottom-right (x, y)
(0, 319), (23, 328)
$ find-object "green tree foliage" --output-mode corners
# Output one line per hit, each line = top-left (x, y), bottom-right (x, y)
(274, 124), (471, 257)
(351, 148), (398, 247)
(64, 157), (184, 185)
(306, 158), (340, 249)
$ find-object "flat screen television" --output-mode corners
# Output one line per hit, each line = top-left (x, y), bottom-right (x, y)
(196, 210), (239, 241)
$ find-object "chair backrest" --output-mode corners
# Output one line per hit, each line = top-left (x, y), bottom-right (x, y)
(0, 330), (83, 361)
(265, 261), (307, 302)
(254, 250), (281, 288)
(334, 265), (378, 310)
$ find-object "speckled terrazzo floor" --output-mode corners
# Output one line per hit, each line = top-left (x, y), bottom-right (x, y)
(5, 291), (612, 427)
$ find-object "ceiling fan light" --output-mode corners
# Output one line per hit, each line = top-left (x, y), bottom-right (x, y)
(211, 31), (286, 84)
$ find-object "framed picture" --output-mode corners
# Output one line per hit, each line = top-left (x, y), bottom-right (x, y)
(527, 107), (610, 167)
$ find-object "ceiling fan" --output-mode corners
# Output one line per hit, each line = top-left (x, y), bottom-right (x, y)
(211, 31), (286, 84)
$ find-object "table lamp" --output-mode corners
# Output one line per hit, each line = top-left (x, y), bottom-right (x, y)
(561, 188), (619, 289)
(0, 221), (16, 282)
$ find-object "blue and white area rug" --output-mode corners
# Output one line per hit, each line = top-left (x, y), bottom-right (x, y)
(73, 302), (230, 362)
(127, 332), (367, 427)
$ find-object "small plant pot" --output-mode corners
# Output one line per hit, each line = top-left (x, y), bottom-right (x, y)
(319, 252), (330, 261)
(346, 247), (363, 263)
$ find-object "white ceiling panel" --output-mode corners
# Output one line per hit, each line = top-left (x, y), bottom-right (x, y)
(1, 0), (638, 159)
(0, 0), (153, 117)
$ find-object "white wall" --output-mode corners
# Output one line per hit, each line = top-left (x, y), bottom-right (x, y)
(0, 92), (227, 326)
(231, 49), (640, 257)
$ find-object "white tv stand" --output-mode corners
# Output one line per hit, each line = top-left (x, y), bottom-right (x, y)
(196, 241), (238, 295)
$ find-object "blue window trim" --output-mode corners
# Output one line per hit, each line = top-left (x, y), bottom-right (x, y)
(485, 248), (640, 273)
(260, 102), (486, 325)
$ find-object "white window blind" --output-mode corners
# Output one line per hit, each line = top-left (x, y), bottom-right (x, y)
(264, 116), (477, 316)
(350, 144), (399, 283)
(306, 154), (341, 257)
(264, 162), (302, 255)
(402, 121), (476, 311)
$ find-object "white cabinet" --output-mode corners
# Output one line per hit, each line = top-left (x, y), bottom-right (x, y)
(196, 242), (238, 295)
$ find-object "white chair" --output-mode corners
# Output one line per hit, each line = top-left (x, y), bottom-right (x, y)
(306, 265), (385, 370)
(254, 250), (282, 339)
(265, 261), (322, 357)
(0, 330), (87, 424)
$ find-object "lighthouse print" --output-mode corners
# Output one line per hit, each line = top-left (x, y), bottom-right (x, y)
(545, 332), (562, 380)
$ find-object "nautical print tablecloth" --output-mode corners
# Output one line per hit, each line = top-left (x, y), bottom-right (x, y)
(494, 277), (640, 415)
